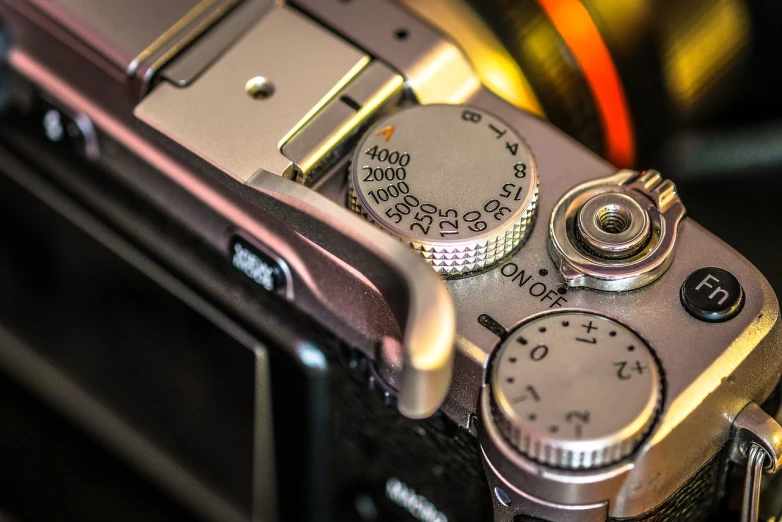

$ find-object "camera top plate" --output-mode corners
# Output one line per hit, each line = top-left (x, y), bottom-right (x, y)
(2, 0), (780, 518)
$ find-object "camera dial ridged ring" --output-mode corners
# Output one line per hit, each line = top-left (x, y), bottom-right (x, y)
(490, 312), (662, 469)
(348, 104), (538, 277)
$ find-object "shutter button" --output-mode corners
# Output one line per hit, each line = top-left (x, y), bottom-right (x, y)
(681, 267), (744, 322)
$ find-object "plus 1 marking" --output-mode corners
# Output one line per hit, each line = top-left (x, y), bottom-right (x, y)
(582, 321), (598, 333)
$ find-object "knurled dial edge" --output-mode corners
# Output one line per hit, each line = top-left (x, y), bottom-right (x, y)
(348, 180), (539, 275)
(347, 104), (540, 277)
(490, 312), (662, 470)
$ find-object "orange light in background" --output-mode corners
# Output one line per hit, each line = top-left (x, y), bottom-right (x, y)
(536, 0), (636, 167)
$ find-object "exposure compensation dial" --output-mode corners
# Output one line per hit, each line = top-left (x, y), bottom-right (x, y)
(348, 104), (539, 276)
(491, 312), (661, 469)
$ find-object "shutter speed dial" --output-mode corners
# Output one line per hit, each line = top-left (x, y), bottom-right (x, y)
(490, 312), (661, 469)
(348, 104), (539, 277)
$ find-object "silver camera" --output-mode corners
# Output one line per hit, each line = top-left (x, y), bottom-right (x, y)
(0, 0), (780, 520)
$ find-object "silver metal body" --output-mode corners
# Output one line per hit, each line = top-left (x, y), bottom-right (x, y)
(1, 0), (781, 520)
(549, 169), (686, 291)
(490, 311), (661, 470)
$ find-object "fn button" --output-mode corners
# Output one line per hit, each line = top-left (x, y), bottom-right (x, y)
(681, 267), (744, 322)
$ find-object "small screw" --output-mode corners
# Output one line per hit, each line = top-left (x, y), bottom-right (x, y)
(245, 76), (275, 100)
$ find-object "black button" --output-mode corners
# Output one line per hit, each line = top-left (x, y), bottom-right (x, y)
(681, 267), (744, 322)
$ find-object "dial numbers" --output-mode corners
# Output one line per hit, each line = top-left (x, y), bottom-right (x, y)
(491, 312), (661, 469)
(348, 104), (539, 276)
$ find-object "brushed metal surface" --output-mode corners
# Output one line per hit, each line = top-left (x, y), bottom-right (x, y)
(135, 5), (369, 181)
(294, 0), (483, 105)
(160, 0), (273, 88)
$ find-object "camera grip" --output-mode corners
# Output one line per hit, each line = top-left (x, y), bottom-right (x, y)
(247, 169), (456, 419)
